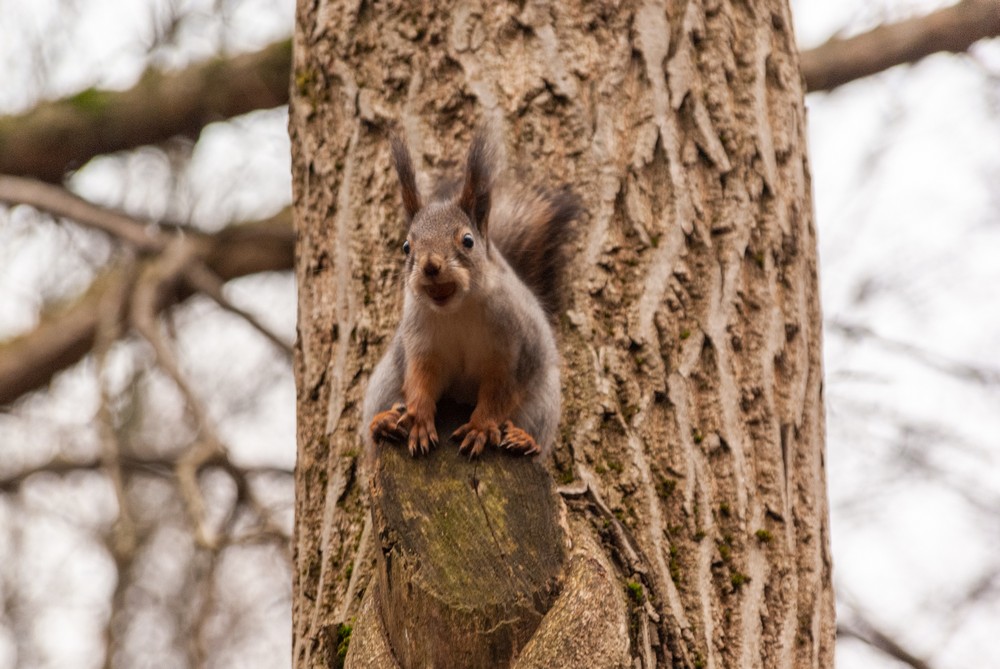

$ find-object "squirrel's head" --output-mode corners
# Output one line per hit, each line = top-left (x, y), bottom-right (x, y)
(390, 131), (494, 313)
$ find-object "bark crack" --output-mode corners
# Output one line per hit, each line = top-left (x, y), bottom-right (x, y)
(470, 461), (525, 600)
(324, 121), (360, 435)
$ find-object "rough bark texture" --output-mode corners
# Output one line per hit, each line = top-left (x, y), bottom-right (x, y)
(290, 1), (835, 668)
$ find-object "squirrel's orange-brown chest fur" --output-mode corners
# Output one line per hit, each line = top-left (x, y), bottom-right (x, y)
(404, 299), (503, 405)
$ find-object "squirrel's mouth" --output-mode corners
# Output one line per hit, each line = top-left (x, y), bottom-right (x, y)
(424, 282), (457, 306)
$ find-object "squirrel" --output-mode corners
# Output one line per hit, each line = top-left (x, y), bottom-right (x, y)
(362, 130), (580, 458)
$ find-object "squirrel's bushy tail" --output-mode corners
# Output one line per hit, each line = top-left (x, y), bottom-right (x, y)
(490, 184), (581, 317)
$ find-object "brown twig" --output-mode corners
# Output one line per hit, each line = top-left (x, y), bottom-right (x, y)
(130, 239), (226, 547)
(214, 455), (293, 554)
(183, 260), (293, 357)
(93, 254), (140, 559)
(130, 271), (291, 549)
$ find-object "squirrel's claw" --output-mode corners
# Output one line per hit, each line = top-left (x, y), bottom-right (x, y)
(407, 421), (438, 456)
(453, 420), (502, 457)
(370, 403), (408, 444)
(396, 408), (438, 456)
(499, 421), (540, 455)
(458, 430), (487, 457)
(370, 404), (439, 456)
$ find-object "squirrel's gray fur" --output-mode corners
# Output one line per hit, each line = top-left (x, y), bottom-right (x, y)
(362, 130), (580, 458)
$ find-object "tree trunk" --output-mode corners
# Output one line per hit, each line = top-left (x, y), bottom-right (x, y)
(290, 1), (835, 668)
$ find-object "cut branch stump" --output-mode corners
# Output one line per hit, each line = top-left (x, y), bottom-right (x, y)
(362, 406), (567, 669)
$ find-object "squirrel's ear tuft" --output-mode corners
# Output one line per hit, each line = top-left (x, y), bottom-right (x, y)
(390, 133), (421, 221)
(458, 130), (495, 239)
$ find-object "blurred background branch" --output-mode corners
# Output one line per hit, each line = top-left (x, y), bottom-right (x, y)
(801, 0), (1000, 91)
(0, 39), (292, 183)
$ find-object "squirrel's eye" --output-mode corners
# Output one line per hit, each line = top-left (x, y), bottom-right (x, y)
(402, 240), (410, 255)
(462, 233), (474, 249)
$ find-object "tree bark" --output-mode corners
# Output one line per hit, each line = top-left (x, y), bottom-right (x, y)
(290, 1), (835, 668)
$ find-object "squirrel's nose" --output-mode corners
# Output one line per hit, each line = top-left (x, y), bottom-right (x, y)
(422, 256), (442, 278)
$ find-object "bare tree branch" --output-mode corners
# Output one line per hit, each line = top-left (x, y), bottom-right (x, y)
(184, 261), (294, 357)
(94, 282), (143, 669)
(838, 617), (936, 669)
(830, 318), (1000, 386)
(0, 39), (292, 182)
(0, 205), (293, 407)
(130, 239), (226, 547)
(0, 451), (292, 494)
(0, 175), (166, 251)
(93, 256), (140, 559)
(801, 0), (1000, 92)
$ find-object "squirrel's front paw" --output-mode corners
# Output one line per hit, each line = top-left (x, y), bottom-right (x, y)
(499, 421), (540, 455)
(452, 419), (502, 457)
(370, 404), (437, 455)
(395, 408), (438, 456)
(370, 403), (408, 444)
